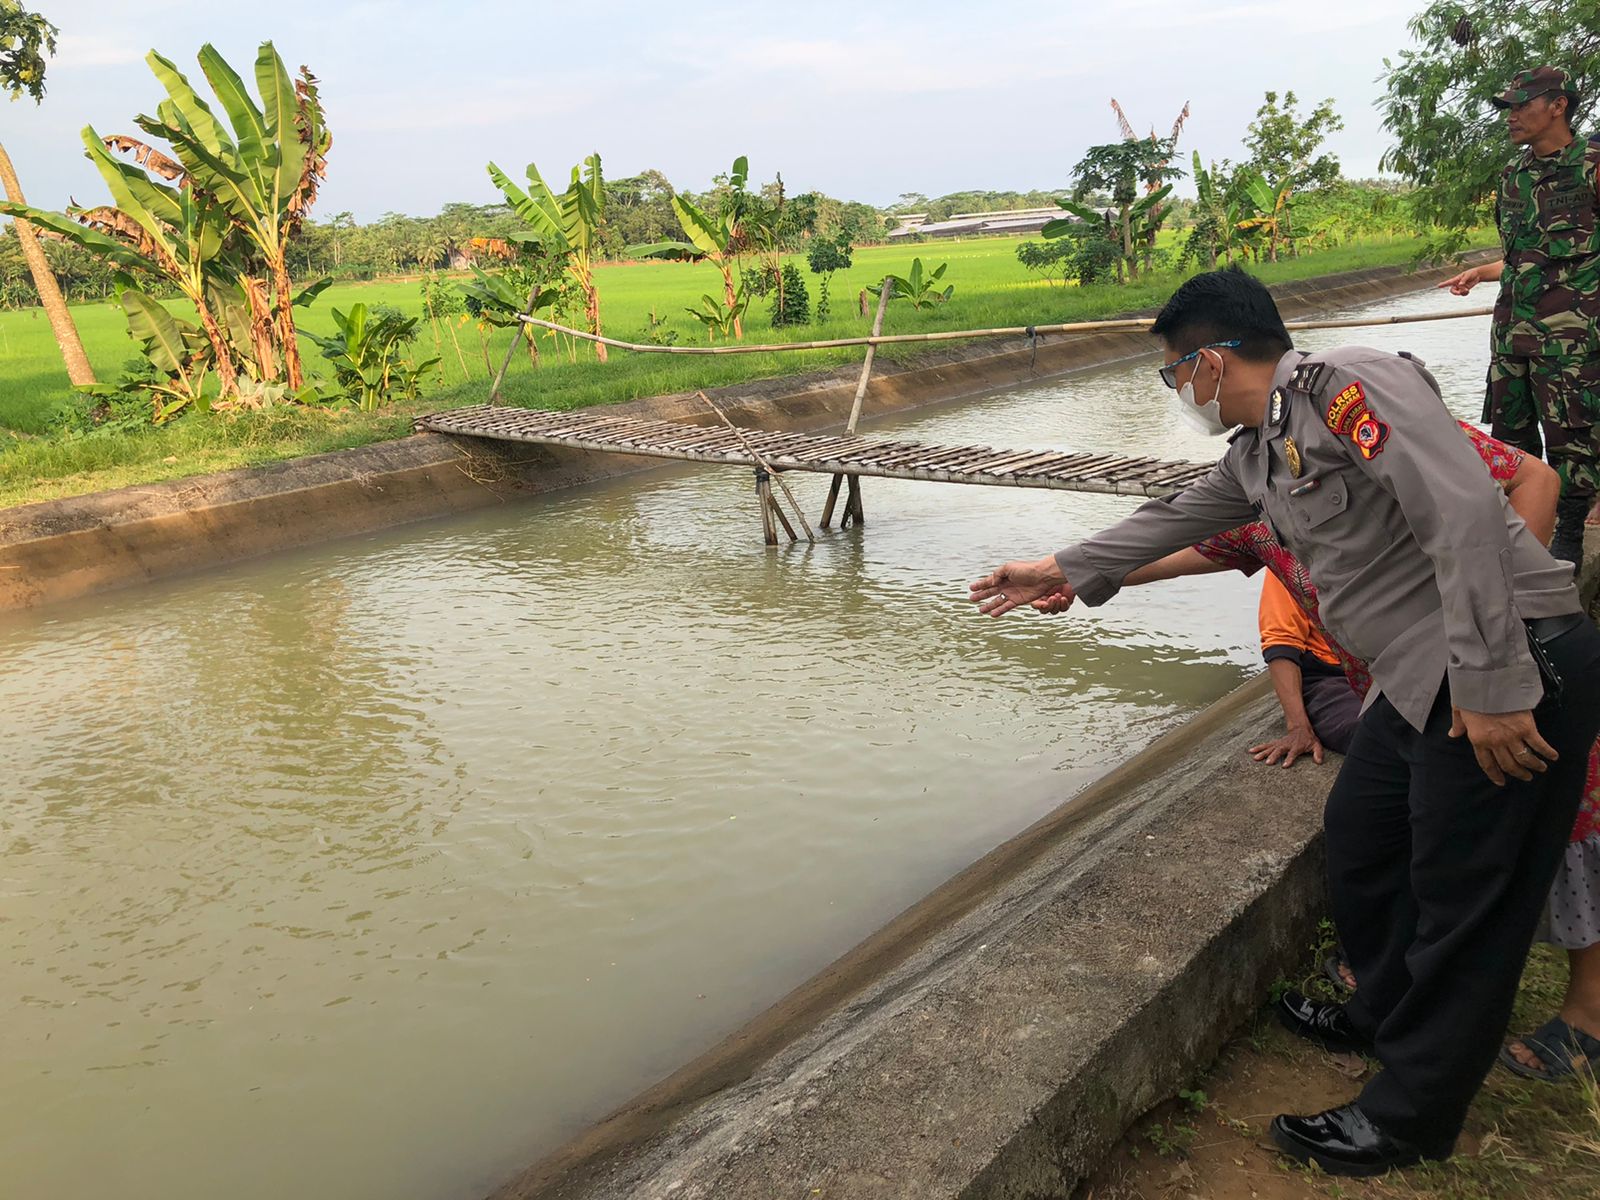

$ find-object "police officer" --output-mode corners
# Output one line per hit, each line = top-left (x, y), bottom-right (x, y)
(970, 267), (1600, 1177)
(1439, 66), (1600, 564)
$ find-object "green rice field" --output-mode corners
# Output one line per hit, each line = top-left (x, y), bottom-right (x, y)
(0, 231), (1484, 509)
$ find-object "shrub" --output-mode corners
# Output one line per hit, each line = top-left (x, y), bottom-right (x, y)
(770, 263), (810, 327)
(806, 234), (853, 323)
(305, 303), (438, 411)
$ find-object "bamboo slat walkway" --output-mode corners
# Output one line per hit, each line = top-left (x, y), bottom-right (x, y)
(416, 405), (1215, 498)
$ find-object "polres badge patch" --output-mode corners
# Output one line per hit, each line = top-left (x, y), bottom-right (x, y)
(1324, 379), (1389, 457)
(1324, 381), (1369, 435)
(1353, 413), (1390, 459)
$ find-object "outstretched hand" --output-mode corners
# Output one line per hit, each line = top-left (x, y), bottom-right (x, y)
(969, 555), (1069, 617)
(1436, 265), (1489, 297)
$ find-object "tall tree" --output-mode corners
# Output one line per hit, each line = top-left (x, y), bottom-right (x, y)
(1242, 91), (1344, 258)
(0, 0), (95, 385)
(1380, 0), (1600, 257)
(1058, 139), (1182, 282)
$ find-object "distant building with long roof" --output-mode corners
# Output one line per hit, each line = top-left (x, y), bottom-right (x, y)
(885, 206), (1078, 241)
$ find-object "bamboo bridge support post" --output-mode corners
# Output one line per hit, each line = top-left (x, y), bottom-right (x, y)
(696, 391), (813, 546)
(824, 278), (892, 529)
(845, 474), (864, 527)
(488, 285), (541, 405)
(756, 469), (780, 545)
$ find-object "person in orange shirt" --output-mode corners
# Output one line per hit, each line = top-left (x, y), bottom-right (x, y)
(1254, 571), (1364, 765)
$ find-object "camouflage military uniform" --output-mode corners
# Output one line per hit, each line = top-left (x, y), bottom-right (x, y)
(1484, 134), (1600, 495)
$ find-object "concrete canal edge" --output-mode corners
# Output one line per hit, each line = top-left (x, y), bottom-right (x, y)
(0, 254), (1493, 612)
(494, 538), (1600, 1200)
(492, 675), (1329, 1200)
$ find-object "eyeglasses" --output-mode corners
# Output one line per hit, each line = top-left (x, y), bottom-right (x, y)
(1158, 340), (1241, 389)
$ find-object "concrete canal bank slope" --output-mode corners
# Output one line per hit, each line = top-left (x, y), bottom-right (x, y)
(492, 676), (1329, 1200)
(496, 536), (1600, 1200)
(0, 256), (1491, 612)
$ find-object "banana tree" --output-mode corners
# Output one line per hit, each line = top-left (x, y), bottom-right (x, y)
(1185, 152), (1246, 267)
(628, 155), (750, 339)
(683, 287), (750, 341)
(134, 42), (330, 388)
(881, 258), (953, 310)
(0, 125), (243, 392)
(1236, 171), (1295, 262)
(486, 153), (608, 362)
(305, 302), (437, 411)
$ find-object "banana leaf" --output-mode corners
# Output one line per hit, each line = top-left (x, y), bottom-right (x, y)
(668, 194), (728, 259)
(0, 201), (155, 272)
(80, 126), (184, 255)
(292, 277), (331, 308)
(143, 50), (230, 158)
(488, 162), (571, 254)
(197, 43), (268, 177)
(120, 289), (207, 378)
(1043, 196), (1102, 238)
(626, 239), (704, 262)
(1241, 173), (1277, 215)
(253, 43), (302, 209)
(1130, 184), (1174, 219)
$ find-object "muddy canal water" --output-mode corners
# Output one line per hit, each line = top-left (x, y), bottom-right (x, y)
(1, 290), (1491, 1200)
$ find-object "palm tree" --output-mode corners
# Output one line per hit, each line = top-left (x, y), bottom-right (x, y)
(0, 0), (95, 386)
(411, 229), (448, 272)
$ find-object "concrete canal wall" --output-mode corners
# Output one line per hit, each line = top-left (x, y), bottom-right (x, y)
(0, 255), (1492, 612)
(501, 527), (1600, 1200)
(492, 675), (1328, 1200)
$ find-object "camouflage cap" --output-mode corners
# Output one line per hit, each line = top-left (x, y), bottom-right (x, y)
(1491, 65), (1576, 109)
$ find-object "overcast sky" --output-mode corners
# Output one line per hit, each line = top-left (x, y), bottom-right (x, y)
(5, 0), (1423, 221)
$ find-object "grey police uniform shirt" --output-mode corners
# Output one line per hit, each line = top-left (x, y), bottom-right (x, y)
(1054, 346), (1581, 732)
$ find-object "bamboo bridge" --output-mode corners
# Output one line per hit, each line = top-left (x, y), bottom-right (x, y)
(415, 403), (1211, 542)
(416, 302), (1492, 544)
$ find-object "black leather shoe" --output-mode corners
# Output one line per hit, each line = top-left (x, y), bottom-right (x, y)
(1270, 1104), (1434, 1177)
(1275, 988), (1371, 1053)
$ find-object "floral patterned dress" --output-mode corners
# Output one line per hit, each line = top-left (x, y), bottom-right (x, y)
(1191, 422), (1600, 946)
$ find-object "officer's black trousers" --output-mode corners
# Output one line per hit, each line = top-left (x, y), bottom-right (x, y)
(1324, 620), (1600, 1155)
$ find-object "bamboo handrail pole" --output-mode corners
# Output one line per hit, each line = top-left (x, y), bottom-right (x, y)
(1282, 307), (1494, 331)
(696, 391), (816, 543)
(847, 279), (895, 435)
(488, 285), (541, 404)
(515, 307), (1494, 357)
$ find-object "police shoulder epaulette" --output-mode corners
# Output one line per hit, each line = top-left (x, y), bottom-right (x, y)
(1286, 361), (1327, 395)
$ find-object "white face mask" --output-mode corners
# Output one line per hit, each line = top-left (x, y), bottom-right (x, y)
(1172, 350), (1230, 437)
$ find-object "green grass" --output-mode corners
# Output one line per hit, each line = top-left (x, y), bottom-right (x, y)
(0, 230), (1493, 510)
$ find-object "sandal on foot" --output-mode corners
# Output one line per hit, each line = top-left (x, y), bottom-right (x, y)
(1498, 1016), (1600, 1082)
(1322, 955), (1356, 994)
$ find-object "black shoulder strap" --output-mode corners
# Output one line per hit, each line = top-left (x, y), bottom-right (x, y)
(1286, 359), (1327, 396)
